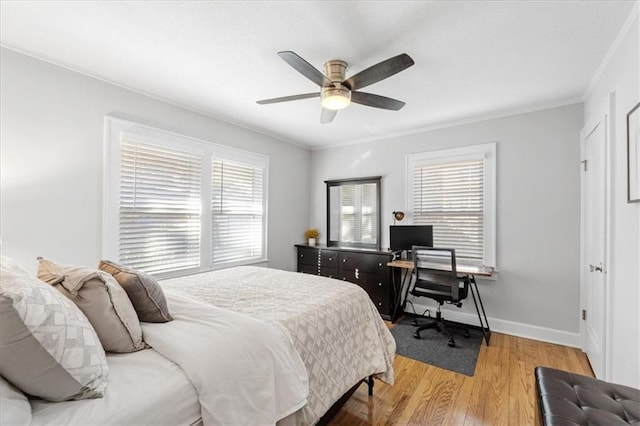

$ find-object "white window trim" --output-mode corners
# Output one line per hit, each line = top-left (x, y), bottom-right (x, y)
(103, 116), (269, 278)
(405, 142), (496, 268)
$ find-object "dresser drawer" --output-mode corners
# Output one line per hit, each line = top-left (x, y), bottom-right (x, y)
(340, 270), (389, 297)
(319, 250), (338, 268)
(369, 295), (391, 317)
(339, 252), (391, 274)
(298, 263), (318, 275)
(298, 247), (319, 267)
(340, 270), (391, 316)
(320, 266), (339, 279)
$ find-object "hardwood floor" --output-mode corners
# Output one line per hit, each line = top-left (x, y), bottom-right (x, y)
(329, 331), (593, 425)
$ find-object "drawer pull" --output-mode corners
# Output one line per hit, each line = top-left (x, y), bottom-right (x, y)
(378, 302), (382, 306)
(378, 282), (382, 286)
(378, 262), (383, 267)
(342, 278), (346, 281)
(343, 259), (347, 263)
(329, 257), (333, 261)
(300, 254), (304, 258)
(355, 268), (359, 279)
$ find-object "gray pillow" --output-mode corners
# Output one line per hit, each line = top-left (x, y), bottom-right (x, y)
(0, 256), (108, 402)
(37, 257), (145, 353)
(98, 260), (172, 323)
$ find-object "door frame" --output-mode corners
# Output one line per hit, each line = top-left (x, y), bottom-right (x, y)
(579, 93), (613, 380)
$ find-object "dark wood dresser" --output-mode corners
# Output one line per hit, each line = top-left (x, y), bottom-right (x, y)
(295, 244), (401, 321)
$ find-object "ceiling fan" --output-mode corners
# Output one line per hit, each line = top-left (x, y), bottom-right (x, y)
(256, 51), (415, 124)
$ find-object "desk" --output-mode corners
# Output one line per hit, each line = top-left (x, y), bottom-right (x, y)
(387, 260), (493, 345)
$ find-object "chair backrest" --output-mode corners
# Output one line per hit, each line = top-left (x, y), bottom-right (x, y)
(411, 246), (462, 301)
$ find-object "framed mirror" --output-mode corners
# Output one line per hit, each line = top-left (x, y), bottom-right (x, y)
(325, 176), (381, 249)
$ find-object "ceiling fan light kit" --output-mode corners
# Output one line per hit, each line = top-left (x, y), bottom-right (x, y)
(321, 84), (351, 110)
(257, 51), (414, 123)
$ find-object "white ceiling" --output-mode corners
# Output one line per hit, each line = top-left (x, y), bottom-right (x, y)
(0, 1), (635, 149)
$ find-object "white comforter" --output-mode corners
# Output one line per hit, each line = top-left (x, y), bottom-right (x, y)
(142, 291), (309, 426)
(161, 266), (396, 425)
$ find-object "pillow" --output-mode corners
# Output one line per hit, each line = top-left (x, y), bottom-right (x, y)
(37, 257), (145, 353)
(0, 256), (108, 402)
(0, 376), (31, 426)
(98, 260), (173, 323)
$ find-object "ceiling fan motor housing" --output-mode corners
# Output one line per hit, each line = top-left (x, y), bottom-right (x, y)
(323, 59), (348, 83)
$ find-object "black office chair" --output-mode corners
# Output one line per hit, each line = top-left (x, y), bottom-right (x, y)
(409, 246), (470, 347)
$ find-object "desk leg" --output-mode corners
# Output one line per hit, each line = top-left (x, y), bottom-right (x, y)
(469, 275), (491, 345)
(391, 267), (411, 322)
(390, 268), (399, 322)
(401, 269), (412, 312)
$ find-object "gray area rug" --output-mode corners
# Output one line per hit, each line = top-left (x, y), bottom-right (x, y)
(391, 316), (483, 376)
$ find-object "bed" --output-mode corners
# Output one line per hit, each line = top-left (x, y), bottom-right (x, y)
(160, 266), (397, 425)
(5, 265), (395, 425)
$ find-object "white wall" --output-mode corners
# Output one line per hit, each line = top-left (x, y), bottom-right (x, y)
(311, 104), (584, 344)
(583, 7), (639, 388)
(0, 48), (310, 273)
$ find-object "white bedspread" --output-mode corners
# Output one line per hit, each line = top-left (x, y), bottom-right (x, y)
(142, 291), (309, 426)
(161, 266), (396, 425)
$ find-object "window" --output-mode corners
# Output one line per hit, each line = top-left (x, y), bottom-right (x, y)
(119, 140), (202, 274)
(407, 143), (496, 266)
(326, 176), (381, 249)
(211, 159), (264, 264)
(105, 118), (268, 277)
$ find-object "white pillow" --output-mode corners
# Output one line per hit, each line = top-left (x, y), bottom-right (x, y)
(0, 376), (31, 426)
(0, 256), (109, 401)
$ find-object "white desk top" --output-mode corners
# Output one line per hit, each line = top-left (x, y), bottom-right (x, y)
(387, 260), (494, 277)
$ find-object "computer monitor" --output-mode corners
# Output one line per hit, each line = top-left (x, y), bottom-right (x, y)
(389, 225), (433, 252)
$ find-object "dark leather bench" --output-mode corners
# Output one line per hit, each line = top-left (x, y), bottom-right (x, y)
(535, 366), (640, 425)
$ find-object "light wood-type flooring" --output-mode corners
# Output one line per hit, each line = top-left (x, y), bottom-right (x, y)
(329, 329), (593, 426)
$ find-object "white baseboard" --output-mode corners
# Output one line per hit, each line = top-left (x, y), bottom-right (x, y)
(408, 302), (582, 348)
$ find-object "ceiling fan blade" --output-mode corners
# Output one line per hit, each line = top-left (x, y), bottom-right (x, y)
(256, 92), (319, 105)
(278, 51), (333, 88)
(321, 108), (337, 124)
(350, 91), (406, 111)
(344, 53), (414, 91)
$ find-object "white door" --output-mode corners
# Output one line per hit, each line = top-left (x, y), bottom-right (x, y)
(581, 112), (608, 379)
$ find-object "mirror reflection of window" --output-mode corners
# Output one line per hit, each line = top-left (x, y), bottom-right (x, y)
(326, 177), (381, 249)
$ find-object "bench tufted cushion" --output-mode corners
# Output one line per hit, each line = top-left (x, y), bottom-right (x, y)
(535, 366), (640, 426)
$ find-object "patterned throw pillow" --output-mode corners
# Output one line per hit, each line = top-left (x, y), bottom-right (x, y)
(37, 258), (146, 353)
(0, 256), (109, 401)
(99, 260), (173, 323)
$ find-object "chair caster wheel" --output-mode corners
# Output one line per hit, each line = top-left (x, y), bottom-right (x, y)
(413, 332), (421, 339)
(448, 340), (456, 347)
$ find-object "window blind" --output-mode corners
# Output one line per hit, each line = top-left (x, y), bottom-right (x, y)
(413, 159), (484, 263)
(339, 185), (357, 242)
(211, 159), (264, 264)
(360, 183), (378, 243)
(119, 140), (202, 274)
